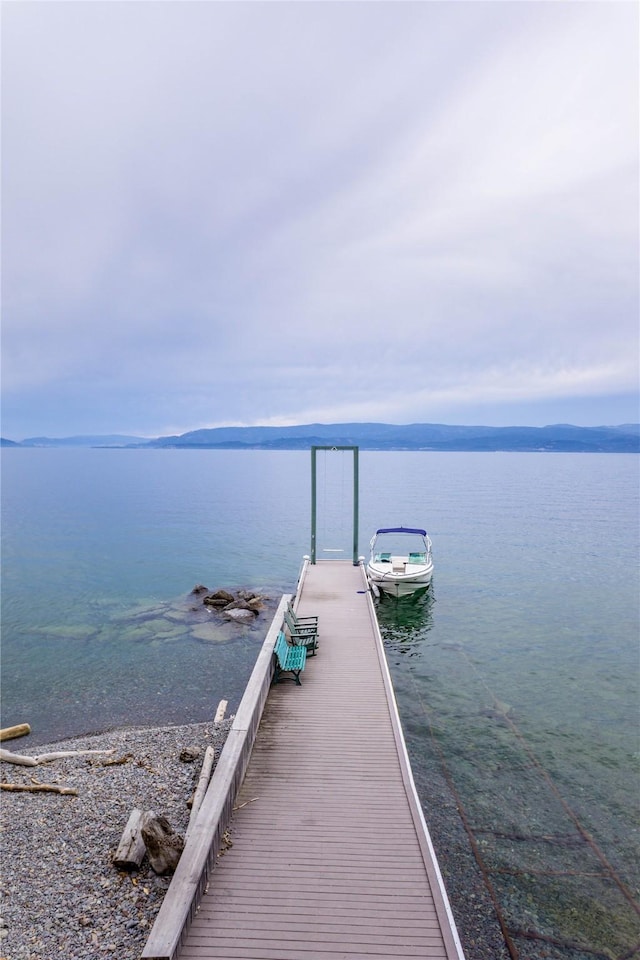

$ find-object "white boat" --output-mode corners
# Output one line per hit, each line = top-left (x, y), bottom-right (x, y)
(366, 526), (434, 596)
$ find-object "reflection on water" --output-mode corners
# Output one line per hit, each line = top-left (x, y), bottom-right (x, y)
(375, 584), (435, 653)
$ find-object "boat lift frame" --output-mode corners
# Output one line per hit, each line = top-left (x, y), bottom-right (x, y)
(310, 445), (359, 565)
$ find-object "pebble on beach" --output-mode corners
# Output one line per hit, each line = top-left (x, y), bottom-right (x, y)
(0, 721), (231, 960)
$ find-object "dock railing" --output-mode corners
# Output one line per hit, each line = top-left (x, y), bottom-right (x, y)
(359, 562), (465, 958)
(141, 593), (292, 960)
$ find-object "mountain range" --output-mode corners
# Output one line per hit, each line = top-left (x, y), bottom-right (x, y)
(2, 422), (639, 452)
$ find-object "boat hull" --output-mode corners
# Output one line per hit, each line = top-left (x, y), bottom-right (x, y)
(366, 560), (433, 596)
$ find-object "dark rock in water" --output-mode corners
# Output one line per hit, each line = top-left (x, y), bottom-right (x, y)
(203, 589), (235, 607)
(190, 584), (208, 595)
(199, 586), (270, 623)
(236, 590), (265, 610)
(237, 589), (261, 601)
(203, 597), (228, 608)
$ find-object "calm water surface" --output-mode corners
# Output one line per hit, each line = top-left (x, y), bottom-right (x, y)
(2, 448), (638, 956)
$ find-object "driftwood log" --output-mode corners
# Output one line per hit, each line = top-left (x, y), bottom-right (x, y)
(214, 700), (228, 724)
(0, 748), (115, 767)
(0, 723), (32, 742)
(185, 746), (216, 838)
(141, 813), (185, 875)
(0, 782), (78, 796)
(113, 808), (148, 870)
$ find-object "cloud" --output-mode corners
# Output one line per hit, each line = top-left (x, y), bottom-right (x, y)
(1, 1), (638, 437)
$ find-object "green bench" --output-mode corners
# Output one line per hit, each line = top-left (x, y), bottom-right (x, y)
(284, 609), (319, 656)
(273, 630), (307, 685)
(286, 600), (318, 628)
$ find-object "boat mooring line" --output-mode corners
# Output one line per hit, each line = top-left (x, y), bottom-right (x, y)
(458, 647), (640, 921)
(492, 867), (610, 879)
(407, 674), (520, 959)
(513, 927), (618, 959)
(401, 649), (639, 960)
(474, 829), (586, 845)
(618, 941), (640, 960)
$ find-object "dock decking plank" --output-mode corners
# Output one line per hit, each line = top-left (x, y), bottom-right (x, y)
(177, 561), (463, 960)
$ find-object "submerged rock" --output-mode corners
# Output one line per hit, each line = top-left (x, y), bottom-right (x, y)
(223, 599), (257, 613)
(222, 608), (256, 623)
(190, 623), (237, 643)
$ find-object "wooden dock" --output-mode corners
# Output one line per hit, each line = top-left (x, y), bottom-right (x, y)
(143, 560), (464, 960)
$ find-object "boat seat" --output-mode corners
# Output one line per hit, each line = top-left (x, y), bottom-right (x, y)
(375, 553), (392, 563)
(408, 552), (427, 564)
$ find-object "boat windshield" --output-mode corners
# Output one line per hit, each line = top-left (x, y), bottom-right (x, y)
(371, 529), (430, 559)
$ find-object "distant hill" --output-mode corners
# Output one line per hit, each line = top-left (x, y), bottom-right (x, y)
(3, 423), (638, 452)
(17, 434), (152, 448)
(148, 422), (640, 453)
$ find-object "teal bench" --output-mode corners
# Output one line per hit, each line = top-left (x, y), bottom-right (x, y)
(273, 631), (307, 685)
(284, 609), (318, 656)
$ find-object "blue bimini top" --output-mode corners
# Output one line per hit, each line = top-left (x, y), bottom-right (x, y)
(375, 526), (427, 537)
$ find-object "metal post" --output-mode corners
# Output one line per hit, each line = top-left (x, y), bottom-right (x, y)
(311, 446), (318, 564)
(353, 446), (359, 565)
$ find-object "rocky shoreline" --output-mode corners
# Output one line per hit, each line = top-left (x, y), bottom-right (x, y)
(0, 720), (509, 960)
(0, 721), (231, 960)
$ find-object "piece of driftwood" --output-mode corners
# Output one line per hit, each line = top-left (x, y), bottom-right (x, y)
(185, 746), (215, 835)
(141, 813), (185, 875)
(113, 808), (147, 870)
(0, 723), (32, 742)
(0, 782), (78, 795)
(214, 699), (228, 724)
(102, 753), (133, 766)
(0, 748), (115, 767)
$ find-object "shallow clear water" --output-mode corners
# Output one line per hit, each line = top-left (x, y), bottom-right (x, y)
(2, 448), (639, 955)
(1, 449), (313, 740)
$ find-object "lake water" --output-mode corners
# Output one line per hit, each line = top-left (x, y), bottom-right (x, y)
(2, 448), (639, 957)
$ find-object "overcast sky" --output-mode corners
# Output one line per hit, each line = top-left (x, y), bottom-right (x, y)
(2, 1), (638, 439)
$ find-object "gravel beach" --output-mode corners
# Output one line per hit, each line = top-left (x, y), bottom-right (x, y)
(0, 721), (232, 960)
(1, 720), (509, 960)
